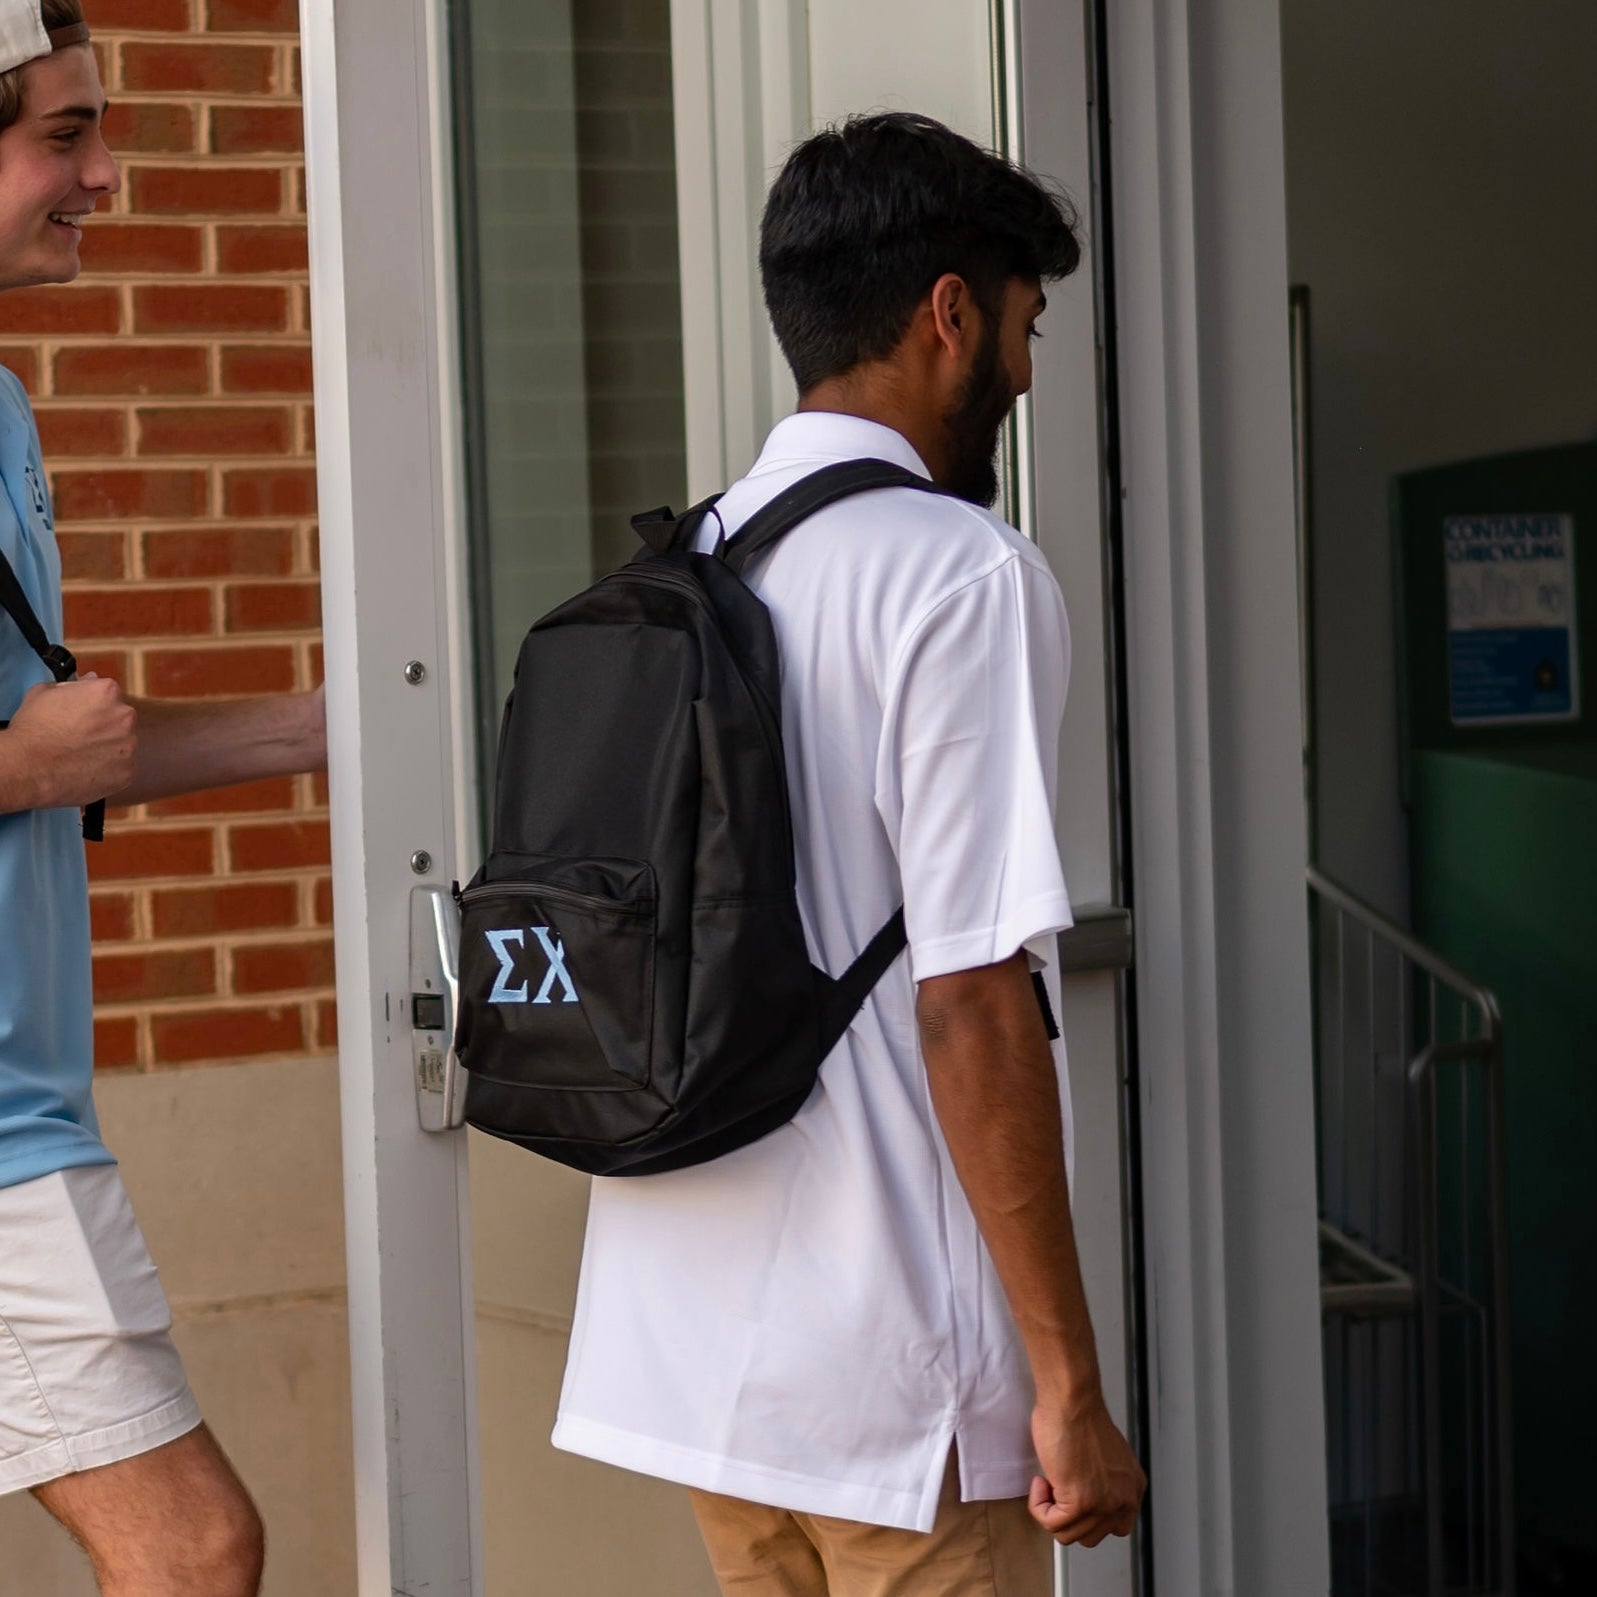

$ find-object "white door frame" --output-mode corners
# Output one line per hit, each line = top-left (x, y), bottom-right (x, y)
(303, 0), (482, 1589)
(1104, 0), (1330, 1591)
(305, 0), (1329, 1588)
(1010, 1), (1136, 1590)
(669, 0), (807, 497)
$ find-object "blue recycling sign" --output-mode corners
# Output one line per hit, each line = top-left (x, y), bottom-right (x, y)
(1444, 513), (1579, 725)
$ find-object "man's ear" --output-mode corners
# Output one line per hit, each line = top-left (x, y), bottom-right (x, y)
(928, 273), (973, 359)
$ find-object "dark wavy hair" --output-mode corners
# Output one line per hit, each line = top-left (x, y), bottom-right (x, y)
(759, 112), (1081, 393)
(0, 0), (87, 132)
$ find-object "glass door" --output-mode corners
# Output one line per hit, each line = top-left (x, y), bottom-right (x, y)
(448, 3), (1142, 1591)
(447, 1), (715, 1590)
(450, 0), (689, 784)
(307, 0), (1146, 1589)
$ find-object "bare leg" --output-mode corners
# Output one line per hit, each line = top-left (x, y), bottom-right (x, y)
(32, 1425), (264, 1597)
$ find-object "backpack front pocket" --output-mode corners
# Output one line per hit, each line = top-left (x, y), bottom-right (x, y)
(455, 855), (656, 1091)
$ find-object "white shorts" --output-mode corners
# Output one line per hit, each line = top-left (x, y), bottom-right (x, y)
(0, 1163), (202, 1495)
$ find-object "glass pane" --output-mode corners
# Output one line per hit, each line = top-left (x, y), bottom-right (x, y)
(453, 0), (689, 802)
(448, 3), (711, 1592)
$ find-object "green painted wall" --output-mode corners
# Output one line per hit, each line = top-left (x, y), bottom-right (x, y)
(1410, 745), (1597, 1561)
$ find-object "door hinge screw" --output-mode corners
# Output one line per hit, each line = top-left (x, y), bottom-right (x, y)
(410, 850), (432, 875)
(403, 660), (427, 685)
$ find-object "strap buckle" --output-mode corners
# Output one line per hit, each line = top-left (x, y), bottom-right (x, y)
(41, 644), (77, 682)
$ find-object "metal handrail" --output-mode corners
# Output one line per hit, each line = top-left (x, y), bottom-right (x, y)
(1307, 866), (1501, 1027)
(1309, 865), (1515, 1597)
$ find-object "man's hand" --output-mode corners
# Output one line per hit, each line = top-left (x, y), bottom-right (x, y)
(3, 676), (137, 812)
(1029, 1393), (1146, 1546)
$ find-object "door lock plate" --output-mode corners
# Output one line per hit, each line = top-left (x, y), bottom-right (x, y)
(408, 885), (464, 1132)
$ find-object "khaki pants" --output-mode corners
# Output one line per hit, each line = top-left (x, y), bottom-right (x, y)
(688, 1451), (1052, 1597)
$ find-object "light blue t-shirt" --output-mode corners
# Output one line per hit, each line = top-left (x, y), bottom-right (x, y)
(0, 367), (113, 1189)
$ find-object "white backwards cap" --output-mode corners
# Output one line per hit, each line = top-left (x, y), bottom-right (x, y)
(0, 1), (90, 77)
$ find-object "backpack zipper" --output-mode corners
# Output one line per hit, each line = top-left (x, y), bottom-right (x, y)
(457, 879), (652, 918)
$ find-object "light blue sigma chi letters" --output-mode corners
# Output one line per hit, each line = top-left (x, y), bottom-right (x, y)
(24, 463), (50, 523)
(485, 927), (580, 1005)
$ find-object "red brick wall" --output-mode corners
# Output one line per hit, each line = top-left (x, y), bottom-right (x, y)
(0, 0), (334, 1073)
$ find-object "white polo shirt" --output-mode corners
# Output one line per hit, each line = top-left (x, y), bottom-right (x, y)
(552, 412), (1074, 1532)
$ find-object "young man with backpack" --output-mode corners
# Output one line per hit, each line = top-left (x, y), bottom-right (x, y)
(543, 113), (1146, 1592)
(0, 6), (324, 1591)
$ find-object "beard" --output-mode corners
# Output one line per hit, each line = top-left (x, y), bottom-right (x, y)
(941, 325), (1015, 508)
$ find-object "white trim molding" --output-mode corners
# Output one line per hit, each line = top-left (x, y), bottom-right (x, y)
(301, 0), (481, 1588)
(670, 0), (806, 498)
(1106, 0), (1330, 1590)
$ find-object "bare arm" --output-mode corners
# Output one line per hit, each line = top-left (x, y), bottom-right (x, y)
(917, 950), (1145, 1547)
(0, 679), (324, 815)
(117, 684), (326, 807)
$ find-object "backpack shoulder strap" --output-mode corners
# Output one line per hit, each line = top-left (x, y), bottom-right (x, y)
(0, 544), (104, 841)
(818, 906), (908, 1051)
(0, 544), (75, 682)
(818, 909), (1061, 1051)
(721, 458), (950, 577)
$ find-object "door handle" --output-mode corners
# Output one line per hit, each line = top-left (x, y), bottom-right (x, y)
(409, 885), (465, 1132)
(1057, 904), (1134, 974)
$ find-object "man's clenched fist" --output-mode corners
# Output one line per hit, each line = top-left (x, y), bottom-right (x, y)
(1029, 1392), (1147, 1548)
(5, 675), (137, 812)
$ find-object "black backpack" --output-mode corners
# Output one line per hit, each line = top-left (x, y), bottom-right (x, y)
(453, 458), (951, 1176)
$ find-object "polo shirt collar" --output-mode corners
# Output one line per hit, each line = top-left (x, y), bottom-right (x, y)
(749, 412), (933, 481)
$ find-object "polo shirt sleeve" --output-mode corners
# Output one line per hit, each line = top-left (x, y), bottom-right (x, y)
(876, 551), (1073, 984)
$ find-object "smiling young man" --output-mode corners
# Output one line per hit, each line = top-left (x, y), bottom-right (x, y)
(0, 6), (325, 1593)
(551, 114), (1145, 1594)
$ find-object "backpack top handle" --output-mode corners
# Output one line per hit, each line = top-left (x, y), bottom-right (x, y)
(631, 492), (725, 556)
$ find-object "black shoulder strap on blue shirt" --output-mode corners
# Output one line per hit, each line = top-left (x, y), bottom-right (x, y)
(0, 543), (104, 841)
(0, 544), (74, 681)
